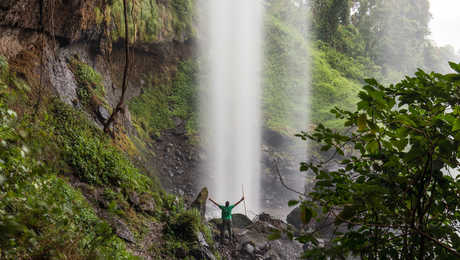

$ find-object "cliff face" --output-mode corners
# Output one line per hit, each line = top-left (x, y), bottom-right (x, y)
(0, 0), (199, 197)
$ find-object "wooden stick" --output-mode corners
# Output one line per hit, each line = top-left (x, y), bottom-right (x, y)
(242, 184), (248, 216)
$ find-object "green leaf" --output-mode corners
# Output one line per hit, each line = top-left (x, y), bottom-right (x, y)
(453, 118), (460, 131)
(366, 140), (379, 154)
(300, 205), (313, 224)
(448, 62), (460, 73)
(288, 200), (299, 207)
(357, 114), (367, 131)
(268, 230), (281, 241)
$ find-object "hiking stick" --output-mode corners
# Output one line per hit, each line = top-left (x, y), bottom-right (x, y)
(242, 184), (248, 216)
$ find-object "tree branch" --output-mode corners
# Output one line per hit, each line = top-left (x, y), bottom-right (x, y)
(415, 228), (460, 257)
(272, 159), (307, 197)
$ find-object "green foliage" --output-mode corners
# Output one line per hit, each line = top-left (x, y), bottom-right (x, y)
(68, 57), (108, 110)
(263, 14), (311, 133)
(170, 60), (199, 135)
(0, 85), (136, 258)
(0, 55), (8, 79)
(50, 101), (152, 193)
(163, 208), (214, 257)
(129, 60), (198, 137)
(0, 175), (136, 259)
(311, 0), (351, 43)
(349, 0), (454, 80)
(108, 0), (195, 43)
(309, 45), (362, 129)
(263, 3), (381, 131)
(165, 209), (202, 242)
(297, 64), (460, 258)
(171, 0), (195, 35)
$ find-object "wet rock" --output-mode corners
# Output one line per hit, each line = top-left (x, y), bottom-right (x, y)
(190, 187), (208, 217)
(112, 218), (135, 243)
(128, 191), (140, 206)
(262, 127), (293, 148)
(138, 195), (155, 215)
(175, 247), (187, 258)
(286, 207), (304, 230)
(243, 242), (255, 255)
(0, 1), (11, 9)
(48, 50), (79, 105)
(197, 232), (209, 247)
(97, 105), (110, 122)
(128, 192), (155, 215)
(232, 213), (253, 228)
(209, 218), (223, 228)
(190, 247), (216, 260)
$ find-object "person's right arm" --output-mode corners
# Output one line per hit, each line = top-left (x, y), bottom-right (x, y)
(208, 198), (220, 207)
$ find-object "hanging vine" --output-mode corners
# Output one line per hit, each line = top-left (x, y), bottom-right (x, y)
(104, 0), (131, 135)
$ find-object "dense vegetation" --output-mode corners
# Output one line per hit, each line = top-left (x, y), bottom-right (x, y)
(263, 0), (459, 131)
(0, 57), (212, 259)
(293, 63), (460, 259)
(129, 60), (198, 138)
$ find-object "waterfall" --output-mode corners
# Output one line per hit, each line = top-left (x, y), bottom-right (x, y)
(199, 0), (264, 217)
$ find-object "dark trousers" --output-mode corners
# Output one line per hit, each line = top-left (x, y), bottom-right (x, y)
(220, 219), (232, 242)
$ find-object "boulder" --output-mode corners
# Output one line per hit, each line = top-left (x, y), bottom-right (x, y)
(190, 187), (208, 217)
(127, 191), (140, 206)
(111, 217), (135, 243)
(243, 242), (255, 255)
(209, 218), (222, 228)
(286, 207), (304, 230)
(138, 193), (156, 215)
(232, 213), (253, 228)
(262, 127), (293, 147)
(97, 105), (110, 122)
(128, 191), (156, 215)
(190, 247), (216, 260)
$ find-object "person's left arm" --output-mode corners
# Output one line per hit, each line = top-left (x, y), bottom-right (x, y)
(233, 196), (245, 207)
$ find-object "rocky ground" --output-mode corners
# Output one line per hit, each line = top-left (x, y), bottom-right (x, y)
(205, 213), (303, 260)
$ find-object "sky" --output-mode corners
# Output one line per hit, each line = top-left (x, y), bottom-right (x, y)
(429, 0), (460, 52)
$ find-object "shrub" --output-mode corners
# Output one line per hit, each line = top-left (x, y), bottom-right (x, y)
(297, 64), (460, 258)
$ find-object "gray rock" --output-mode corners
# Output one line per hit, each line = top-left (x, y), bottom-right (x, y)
(197, 232), (209, 247)
(232, 213), (253, 228)
(175, 247), (187, 258)
(47, 50), (79, 106)
(128, 192), (155, 215)
(97, 105), (110, 122)
(190, 187), (208, 217)
(113, 218), (135, 243)
(243, 242), (255, 255)
(286, 207), (304, 230)
(128, 191), (140, 206)
(262, 127), (294, 148)
(190, 247), (216, 260)
(139, 198), (155, 215)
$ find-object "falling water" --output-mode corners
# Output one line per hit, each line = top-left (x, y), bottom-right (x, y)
(199, 0), (264, 216)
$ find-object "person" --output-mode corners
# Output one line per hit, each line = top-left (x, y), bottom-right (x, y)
(208, 196), (245, 243)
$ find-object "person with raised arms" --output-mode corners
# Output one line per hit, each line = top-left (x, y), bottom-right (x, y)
(209, 196), (245, 243)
